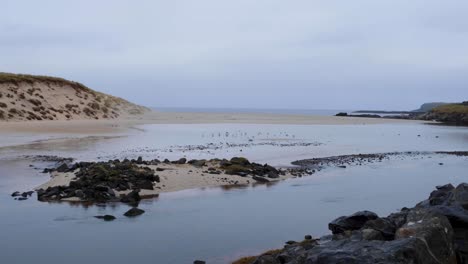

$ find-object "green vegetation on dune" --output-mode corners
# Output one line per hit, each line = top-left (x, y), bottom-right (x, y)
(432, 103), (468, 114)
(0, 72), (91, 92)
(421, 101), (468, 125)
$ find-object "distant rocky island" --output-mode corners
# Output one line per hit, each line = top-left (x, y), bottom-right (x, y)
(0, 72), (149, 121)
(337, 102), (468, 126)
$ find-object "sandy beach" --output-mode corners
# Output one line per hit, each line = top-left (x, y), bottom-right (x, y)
(0, 110), (423, 134)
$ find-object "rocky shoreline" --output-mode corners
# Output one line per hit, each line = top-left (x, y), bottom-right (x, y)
(11, 151), (468, 204)
(28, 157), (309, 204)
(233, 183), (468, 264)
(292, 151), (468, 169)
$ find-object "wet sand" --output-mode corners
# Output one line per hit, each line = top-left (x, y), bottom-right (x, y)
(0, 111), (424, 135)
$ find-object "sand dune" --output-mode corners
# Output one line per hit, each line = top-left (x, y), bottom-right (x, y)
(0, 73), (149, 121)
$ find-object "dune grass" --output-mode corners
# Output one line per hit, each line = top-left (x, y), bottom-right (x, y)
(432, 103), (468, 114)
(0, 72), (91, 92)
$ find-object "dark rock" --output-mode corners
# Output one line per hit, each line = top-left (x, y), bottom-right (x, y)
(304, 235), (313, 240)
(363, 218), (397, 240)
(335, 112), (348, 116)
(239, 183), (468, 264)
(173, 158), (187, 164)
(120, 190), (141, 206)
(56, 163), (70, 173)
(11, 191), (21, 197)
(75, 189), (84, 198)
(230, 157), (250, 166)
(329, 211), (379, 234)
(252, 255), (277, 264)
(94, 215), (116, 221)
(253, 176), (270, 183)
(17, 197), (28, 201)
(124, 207), (145, 217)
(188, 159), (206, 167)
(137, 180), (154, 190)
(267, 171), (279, 179)
(193, 261), (206, 264)
(136, 156), (143, 164)
(224, 165), (250, 176)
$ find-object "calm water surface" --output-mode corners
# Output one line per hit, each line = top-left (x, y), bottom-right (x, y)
(0, 123), (468, 263)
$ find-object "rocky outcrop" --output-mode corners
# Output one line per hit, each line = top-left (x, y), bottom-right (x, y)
(240, 183), (468, 264)
(0, 72), (149, 121)
(36, 157), (309, 204)
(37, 159), (159, 204)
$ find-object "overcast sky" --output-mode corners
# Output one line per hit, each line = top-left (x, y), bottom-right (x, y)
(2, 1), (468, 110)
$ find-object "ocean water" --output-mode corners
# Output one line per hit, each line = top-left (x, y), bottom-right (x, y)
(0, 122), (467, 263)
(152, 107), (350, 116)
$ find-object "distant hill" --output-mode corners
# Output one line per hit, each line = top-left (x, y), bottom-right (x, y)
(0, 73), (150, 121)
(420, 102), (468, 125)
(412, 102), (450, 112)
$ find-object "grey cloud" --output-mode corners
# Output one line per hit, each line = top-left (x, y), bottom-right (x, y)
(1, 0), (467, 110)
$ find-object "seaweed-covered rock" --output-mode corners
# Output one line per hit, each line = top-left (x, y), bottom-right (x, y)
(37, 160), (156, 203)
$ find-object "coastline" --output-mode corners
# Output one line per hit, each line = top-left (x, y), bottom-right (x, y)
(0, 111), (433, 200)
(0, 111), (426, 135)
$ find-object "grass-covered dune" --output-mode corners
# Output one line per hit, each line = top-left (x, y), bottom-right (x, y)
(0, 72), (149, 121)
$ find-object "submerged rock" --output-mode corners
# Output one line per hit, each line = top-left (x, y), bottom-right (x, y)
(124, 207), (145, 217)
(94, 215), (116, 221)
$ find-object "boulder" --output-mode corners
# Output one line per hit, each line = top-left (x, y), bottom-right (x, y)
(188, 159), (206, 167)
(172, 158), (187, 164)
(267, 171), (279, 179)
(137, 180), (154, 190)
(56, 163), (70, 173)
(120, 190), (141, 206)
(363, 218), (397, 240)
(124, 207), (145, 217)
(230, 157), (251, 166)
(329, 211), (379, 234)
(136, 156), (143, 164)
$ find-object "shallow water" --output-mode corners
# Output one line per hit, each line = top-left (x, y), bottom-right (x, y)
(0, 122), (468, 263)
(2, 123), (468, 165)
